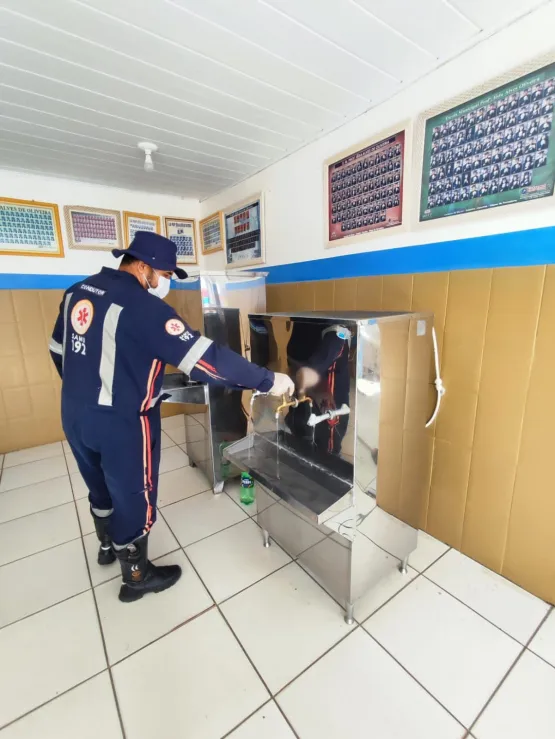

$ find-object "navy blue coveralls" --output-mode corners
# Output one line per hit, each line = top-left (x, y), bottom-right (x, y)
(50, 267), (274, 545)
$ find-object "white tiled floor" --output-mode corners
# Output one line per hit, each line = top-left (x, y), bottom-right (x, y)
(1, 413), (554, 738)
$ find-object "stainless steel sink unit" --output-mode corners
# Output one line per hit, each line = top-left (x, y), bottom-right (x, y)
(224, 311), (434, 624)
(177, 272), (268, 494)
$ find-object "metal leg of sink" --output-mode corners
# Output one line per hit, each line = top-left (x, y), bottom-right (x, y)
(213, 481), (225, 495)
(262, 529), (271, 548)
(344, 602), (355, 626)
(399, 557), (409, 575)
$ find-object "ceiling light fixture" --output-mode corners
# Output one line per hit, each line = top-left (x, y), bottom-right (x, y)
(138, 141), (158, 172)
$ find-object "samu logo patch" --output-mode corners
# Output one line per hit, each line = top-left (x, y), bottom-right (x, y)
(71, 300), (94, 335)
(165, 319), (185, 336)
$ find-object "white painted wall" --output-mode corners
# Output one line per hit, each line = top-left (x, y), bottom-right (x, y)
(0, 170), (200, 276)
(200, 2), (555, 271)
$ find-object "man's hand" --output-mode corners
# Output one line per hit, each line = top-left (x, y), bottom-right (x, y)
(269, 372), (295, 397)
(296, 367), (320, 393)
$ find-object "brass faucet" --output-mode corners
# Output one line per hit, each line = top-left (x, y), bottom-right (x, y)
(275, 394), (312, 419)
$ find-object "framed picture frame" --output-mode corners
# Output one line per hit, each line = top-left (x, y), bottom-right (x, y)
(123, 211), (161, 245)
(416, 52), (555, 227)
(64, 206), (123, 251)
(164, 217), (198, 265)
(324, 122), (411, 249)
(0, 197), (64, 258)
(199, 211), (225, 255)
(224, 194), (265, 269)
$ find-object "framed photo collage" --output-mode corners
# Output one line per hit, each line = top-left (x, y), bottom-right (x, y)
(2, 56), (553, 262)
(0, 203), (199, 265)
(325, 53), (555, 248)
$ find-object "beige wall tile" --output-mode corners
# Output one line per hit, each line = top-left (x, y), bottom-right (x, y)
(356, 276), (382, 311)
(441, 269), (492, 393)
(427, 440), (472, 549)
(333, 278), (357, 311)
(297, 282), (315, 311)
(314, 280), (334, 311)
(462, 266), (545, 572)
(0, 355), (27, 390)
(0, 291), (16, 324)
(382, 274), (413, 311)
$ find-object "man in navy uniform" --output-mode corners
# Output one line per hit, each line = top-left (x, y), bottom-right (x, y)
(49, 232), (293, 602)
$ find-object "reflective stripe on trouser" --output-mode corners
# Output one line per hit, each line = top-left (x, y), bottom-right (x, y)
(62, 395), (162, 545)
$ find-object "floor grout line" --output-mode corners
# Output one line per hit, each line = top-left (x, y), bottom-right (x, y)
(219, 698), (274, 739)
(162, 493), (363, 726)
(0, 460), (199, 528)
(422, 569), (549, 646)
(64, 453), (128, 739)
(0, 534), (83, 570)
(158, 507), (285, 730)
(107, 603), (217, 670)
(3, 445), (554, 736)
(1, 447), (66, 472)
(0, 493), (77, 526)
(365, 631), (469, 734)
(158, 483), (213, 509)
(0, 668), (109, 733)
(0, 585), (92, 633)
(0, 470), (70, 496)
(354, 543), (452, 627)
(467, 604), (555, 735)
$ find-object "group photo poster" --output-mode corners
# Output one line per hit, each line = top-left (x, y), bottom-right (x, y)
(420, 59), (555, 222)
(325, 126), (407, 248)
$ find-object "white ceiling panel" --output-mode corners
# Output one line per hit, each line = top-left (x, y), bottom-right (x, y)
(0, 116), (255, 177)
(355, 0), (478, 58)
(0, 140), (228, 189)
(0, 0), (550, 198)
(0, 98), (273, 166)
(1, 0), (357, 117)
(168, 0), (393, 101)
(0, 149), (213, 197)
(0, 9), (337, 130)
(0, 85), (287, 159)
(0, 43), (316, 145)
(448, 0), (547, 30)
(0, 129), (243, 183)
(264, 0), (434, 81)
(74, 0), (363, 111)
(0, 59), (306, 148)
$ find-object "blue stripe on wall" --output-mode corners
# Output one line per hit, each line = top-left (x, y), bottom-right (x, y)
(260, 225), (555, 284)
(0, 273), (88, 290)
(2, 226), (554, 289)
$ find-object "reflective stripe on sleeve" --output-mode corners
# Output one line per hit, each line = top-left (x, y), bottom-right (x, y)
(61, 292), (73, 369)
(49, 338), (63, 355)
(98, 303), (123, 406)
(178, 336), (213, 376)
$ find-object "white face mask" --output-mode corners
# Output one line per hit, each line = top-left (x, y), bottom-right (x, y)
(146, 273), (171, 300)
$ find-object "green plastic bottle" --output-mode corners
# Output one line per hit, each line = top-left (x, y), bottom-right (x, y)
(219, 442), (232, 480)
(240, 472), (255, 505)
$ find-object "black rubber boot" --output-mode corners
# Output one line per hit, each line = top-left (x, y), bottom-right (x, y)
(115, 534), (182, 603)
(91, 510), (116, 566)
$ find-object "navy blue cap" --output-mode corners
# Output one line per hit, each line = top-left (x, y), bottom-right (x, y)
(112, 231), (188, 280)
